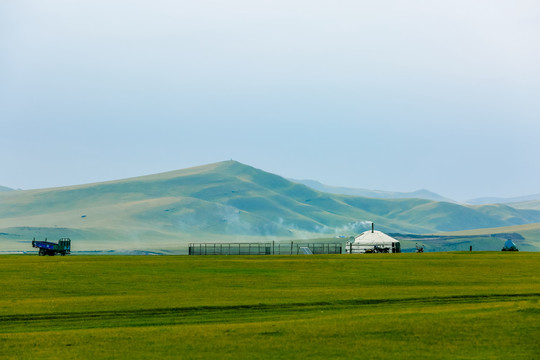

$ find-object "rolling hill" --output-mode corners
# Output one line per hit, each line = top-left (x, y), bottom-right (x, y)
(1, 160), (540, 252)
(431, 222), (540, 252)
(0, 186), (13, 192)
(466, 193), (540, 205)
(439, 222), (540, 238)
(291, 179), (455, 202)
(506, 200), (540, 211)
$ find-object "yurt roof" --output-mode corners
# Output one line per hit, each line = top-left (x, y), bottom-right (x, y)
(353, 230), (399, 244)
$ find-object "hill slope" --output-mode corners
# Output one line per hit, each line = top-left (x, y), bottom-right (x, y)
(507, 200), (540, 211)
(1, 161), (540, 251)
(433, 222), (540, 251)
(466, 193), (540, 205)
(292, 179), (455, 202)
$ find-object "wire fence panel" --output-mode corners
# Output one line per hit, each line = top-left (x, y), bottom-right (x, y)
(188, 242), (343, 255)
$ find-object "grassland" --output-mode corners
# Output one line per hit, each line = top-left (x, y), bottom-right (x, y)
(1, 253), (539, 359)
(437, 222), (540, 251)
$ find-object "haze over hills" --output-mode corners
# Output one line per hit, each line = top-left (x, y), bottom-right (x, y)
(1, 161), (540, 252)
(466, 193), (540, 205)
(292, 179), (455, 203)
(507, 200), (540, 211)
(296, 179), (540, 212)
(0, 186), (13, 192)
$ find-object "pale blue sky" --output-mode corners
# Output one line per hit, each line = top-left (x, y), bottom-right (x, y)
(1, 0), (539, 201)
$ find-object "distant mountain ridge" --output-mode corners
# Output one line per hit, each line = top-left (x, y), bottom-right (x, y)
(1, 161), (540, 251)
(466, 193), (540, 205)
(292, 179), (455, 203)
(0, 186), (14, 192)
(507, 200), (540, 211)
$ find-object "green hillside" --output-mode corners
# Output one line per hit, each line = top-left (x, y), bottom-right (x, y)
(429, 222), (540, 251)
(1, 161), (540, 252)
(439, 222), (540, 236)
(508, 200), (540, 210)
(294, 179), (455, 202)
(467, 193), (540, 205)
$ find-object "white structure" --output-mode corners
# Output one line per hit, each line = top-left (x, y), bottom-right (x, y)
(346, 223), (401, 254)
(501, 239), (518, 251)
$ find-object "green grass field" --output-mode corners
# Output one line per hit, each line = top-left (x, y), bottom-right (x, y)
(1, 253), (539, 359)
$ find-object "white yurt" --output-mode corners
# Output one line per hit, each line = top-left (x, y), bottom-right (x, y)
(346, 223), (401, 254)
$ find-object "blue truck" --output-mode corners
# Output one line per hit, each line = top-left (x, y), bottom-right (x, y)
(32, 238), (71, 256)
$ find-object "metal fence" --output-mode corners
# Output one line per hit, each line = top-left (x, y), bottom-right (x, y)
(188, 242), (342, 255)
(297, 243), (342, 254)
(188, 243), (272, 255)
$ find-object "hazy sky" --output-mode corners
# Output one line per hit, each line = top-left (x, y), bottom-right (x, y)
(1, 0), (539, 201)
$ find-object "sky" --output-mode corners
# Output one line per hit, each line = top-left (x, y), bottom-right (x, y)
(1, 0), (539, 201)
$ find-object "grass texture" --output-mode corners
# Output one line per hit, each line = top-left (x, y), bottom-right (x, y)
(0, 252), (539, 359)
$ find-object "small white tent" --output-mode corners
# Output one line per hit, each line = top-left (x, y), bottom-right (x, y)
(346, 224), (401, 254)
(501, 239), (518, 251)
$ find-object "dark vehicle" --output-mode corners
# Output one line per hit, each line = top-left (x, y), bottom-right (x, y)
(32, 237), (71, 256)
(373, 245), (390, 253)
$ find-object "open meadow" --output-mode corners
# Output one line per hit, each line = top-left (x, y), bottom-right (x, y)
(1, 253), (539, 359)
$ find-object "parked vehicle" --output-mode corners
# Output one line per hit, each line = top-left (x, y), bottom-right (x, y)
(32, 238), (71, 256)
(373, 245), (390, 253)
